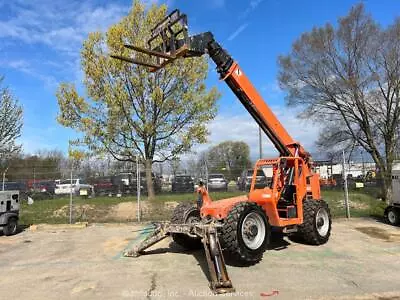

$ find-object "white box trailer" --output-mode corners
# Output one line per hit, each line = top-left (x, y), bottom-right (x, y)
(385, 170), (400, 226)
(0, 190), (19, 236)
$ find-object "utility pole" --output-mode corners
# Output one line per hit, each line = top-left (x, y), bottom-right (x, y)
(69, 168), (73, 224)
(136, 155), (141, 222)
(361, 149), (365, 182)
(2, 166), (9, 191)
(204, 153), (209, 190)
(258, 126), (263, 159)
(342, 150), (350, 218)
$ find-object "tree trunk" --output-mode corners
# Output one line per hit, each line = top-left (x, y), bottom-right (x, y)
(145, 159), (155, 200)
(383, 179), (392, 204)
(382, 162), (393, 204)
(371, 156), (392, 202)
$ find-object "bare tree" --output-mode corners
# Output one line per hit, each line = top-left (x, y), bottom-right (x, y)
(0, 77), (23, 188)
(278, 4), (400, 201)
(169, 158), (181, 176)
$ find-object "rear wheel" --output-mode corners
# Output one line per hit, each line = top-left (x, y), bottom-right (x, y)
(171, 203), (202, 249)
(385, 206), (400, 226)
(221, 202), (270, 265)
(297, 199), (331, 245)
(3, 217), (18, 236)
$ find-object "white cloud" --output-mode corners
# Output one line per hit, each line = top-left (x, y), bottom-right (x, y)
(0, 1), (129, 55)
(0, 1), (130, 86)
(225, 0), (265, 42)
(20, 136), (59, 155)
(203, 106), (319, 159)
(1, 59), (58, 89)
(19, 126), (72, 154)
(239, 0), (264, 20)
(227, 23), (249, 41)
(261, 80), (283, 99)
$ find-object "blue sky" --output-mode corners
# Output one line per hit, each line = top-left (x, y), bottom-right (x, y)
(1, 0), (400, 158)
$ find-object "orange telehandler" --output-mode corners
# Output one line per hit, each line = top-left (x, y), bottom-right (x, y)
(112, 9), (332, 294)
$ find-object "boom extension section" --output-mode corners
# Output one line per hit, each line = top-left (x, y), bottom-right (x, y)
(111, 9), (310, 160)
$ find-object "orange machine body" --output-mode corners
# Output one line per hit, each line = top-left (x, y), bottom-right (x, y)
(200, 157), (321, 227)
(199, 62), (321, 227)
(112, 19), (323, 228)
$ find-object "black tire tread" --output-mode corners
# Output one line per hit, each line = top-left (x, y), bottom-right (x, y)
(221, 202), (269, 265)
(3, 217), (18, 236)
(298, 199), (331, 245)
(385, 206), (400, 225)
(171, 202), (202, 250)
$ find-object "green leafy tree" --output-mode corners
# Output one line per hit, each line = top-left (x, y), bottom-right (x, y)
(278, 4), (400, 201)
(56, 1), (219, 198)
(207, 141), (251, 181)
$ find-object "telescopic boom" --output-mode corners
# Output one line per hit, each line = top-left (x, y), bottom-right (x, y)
(111, 9), (310, 161)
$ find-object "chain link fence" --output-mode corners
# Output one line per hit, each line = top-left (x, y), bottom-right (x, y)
(2, 156), (385, 225)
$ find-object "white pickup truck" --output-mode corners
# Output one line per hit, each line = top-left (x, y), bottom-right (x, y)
(54, 179), (93, 196)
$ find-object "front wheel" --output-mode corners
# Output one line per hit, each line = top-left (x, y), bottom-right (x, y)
(3, 218), (18, 236)
(297, 199), (332, 245)
(221, 202), (270, 265)
(385, 206), (400, 226)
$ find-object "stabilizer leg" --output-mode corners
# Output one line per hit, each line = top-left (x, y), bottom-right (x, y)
(124, 223), (169, 257)
(202, 226), (235, 294)
(124, 222), (235, 294)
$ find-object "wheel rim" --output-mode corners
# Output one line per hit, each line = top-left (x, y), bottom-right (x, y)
(388, 210), (397, 223)
(316, 208), (330, 237)
(241, 212), (266, 250)
(8, 221), (16, 234)
(185, 210), (200, 238)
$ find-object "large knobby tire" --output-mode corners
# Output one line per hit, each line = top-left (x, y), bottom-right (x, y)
(385, 206), (400, 226)
(298, 199), (332, 245)
(171, 203), (202, 250)
(3, 217), (18, 236)
(221, 202), (270, 265)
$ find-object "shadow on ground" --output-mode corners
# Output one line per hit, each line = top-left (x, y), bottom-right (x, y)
(0, 224), (29, 237)
(139, 232), (293, 283)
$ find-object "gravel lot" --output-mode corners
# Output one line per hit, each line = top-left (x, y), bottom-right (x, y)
(1, 219), (400, 300)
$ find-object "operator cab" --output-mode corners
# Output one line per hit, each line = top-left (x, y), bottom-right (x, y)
(248, 157), (309, 220)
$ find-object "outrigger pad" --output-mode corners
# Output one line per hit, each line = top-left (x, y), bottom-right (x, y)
(111, 9), (191, 72)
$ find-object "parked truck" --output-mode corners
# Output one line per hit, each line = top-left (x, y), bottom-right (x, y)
(54, 179), (93, 197)
(0, 191), (19, 236)
(385, 169), (400, 225)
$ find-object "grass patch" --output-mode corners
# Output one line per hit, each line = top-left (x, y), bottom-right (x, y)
(18, 189), (386, 225)
(322, 189), (386, 218)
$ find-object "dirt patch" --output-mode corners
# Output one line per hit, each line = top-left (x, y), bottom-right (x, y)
(164, 201), (179, 210)
(53, 205), (95, 219)
(110, 201), (151, 221)
(340, 200), (369, 210)
(109, 201), (179, 222)
(53, 205), (69, 217)
(355, 226), (400, 241)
